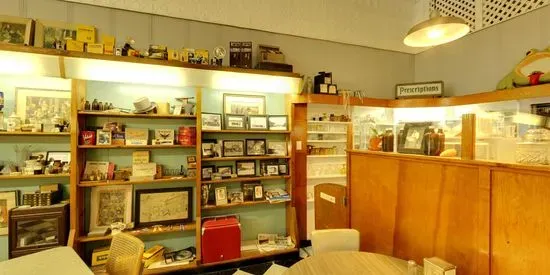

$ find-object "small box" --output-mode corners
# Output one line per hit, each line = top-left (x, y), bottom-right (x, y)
(66, 39), (84, 52)
(168, 49), (180, 61)
(258, 44), (285, 64)
(423, 257), (456, 275)
(77, 25), (96, 43)
(181, 48), (195, 63)
(91, 246), (110, 266)
(319, 84), (329, 94)
(125, 128), (148, 145)
(111, 132), (125, 145)
(328, 84), (338, 95)
(202, 215), (241, 263)
(143, 245), (165, 268)
(154, 129), (174, 145)
(195, 49), (209, 65)
(86, 43), (104, 54)
(102, 35), (115, 55)
(132, 151), (150, 165)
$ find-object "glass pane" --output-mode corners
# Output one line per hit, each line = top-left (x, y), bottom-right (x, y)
(16, 218), (59, 248)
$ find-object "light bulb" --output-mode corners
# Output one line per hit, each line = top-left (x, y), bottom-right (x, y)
(427, 29), (444, 39)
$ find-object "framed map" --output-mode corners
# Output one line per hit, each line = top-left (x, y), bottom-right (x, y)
(89, 185), (132, 232)
(135, 187), (193, 227)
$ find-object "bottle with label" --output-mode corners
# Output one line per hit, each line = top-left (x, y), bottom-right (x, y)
(382, 128), (394, 152)
(429, 126), (439, 156)
(92, 99), (99, 110)
(437, 128), (445, 156)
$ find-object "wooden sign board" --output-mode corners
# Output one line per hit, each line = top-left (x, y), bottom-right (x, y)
(396, 81), (443, 99)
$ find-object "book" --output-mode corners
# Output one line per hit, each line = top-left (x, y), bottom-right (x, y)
(265, 188), (290, 203)
(154, 129), (174, 145)
(241, 42), (253, 68)
(132, 151), (150, 164)
(229, 42), (242, 67)
(83, 161), (110, 181)
(126, 128), (148, 145)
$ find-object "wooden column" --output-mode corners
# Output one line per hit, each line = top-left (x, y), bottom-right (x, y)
(291, 103), (308, 241)
(461, 113), (476, 160)
(195, 87), (203, 262)
(70, 79), (86, 252)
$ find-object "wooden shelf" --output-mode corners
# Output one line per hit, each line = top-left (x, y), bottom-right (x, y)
(307, 131), (347, 134)
(201, 247), (298, 267)
(143, 261), (198, 275)
(0, 131), (70, 136)
(307, 155), (347, 158)
(79, 177), (196, 187)
(78, 144), (195, 149)
(202, 156), (291, 162)
(307, 175), (347, 179)
(78, 111), (196, 119)
(307, 140), (347, 143)
(78, 222), (196, 243)
(202, 200), (287, 210)
(202, 175), (290, 184)
(307, 121), (351, 125)
(0, 174), (70, 180)
(202, 130), (290, 134)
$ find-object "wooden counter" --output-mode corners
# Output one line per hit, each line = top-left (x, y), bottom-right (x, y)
(348, 150), (550, 275)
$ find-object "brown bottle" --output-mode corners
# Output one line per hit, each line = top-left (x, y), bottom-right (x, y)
(436, 129), (445, 156)
(91, 99), (99, 110)
(429, 127), (439, 156)
(382, 128), (394, 152)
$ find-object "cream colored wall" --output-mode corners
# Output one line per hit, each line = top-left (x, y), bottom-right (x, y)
(414, 5), (550, 96)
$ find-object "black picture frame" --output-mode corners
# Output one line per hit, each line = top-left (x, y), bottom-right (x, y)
(222, 140), (245, 157)
(268, 115), (288, 131)
(246, 139), (266, 156)
(201, 139), (218, 158)
(135, 187), (193, 227)
(242, 182), (257, 201)
(267, 141), (287, 156)
(278, 163), (289, 175)
(223, 93), (266, 115)
(217, 166), (233, 178)
(236, 160), (256, 177)
(253, 184), (264, 201)
(224, 114), (246, 130)
(397, 122), (432, 155)
(266, 164), (279, 176)
(201, 112), (222, 130)
(247, 115), (268, 130)
(201, 165), (215, 180)
(45, 151), (71, 164)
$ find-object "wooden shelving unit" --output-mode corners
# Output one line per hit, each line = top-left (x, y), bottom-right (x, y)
(0, 174), (70, 180)
(0, 131), (70, 136)
(143, 262), (198, 275)
(78, 177), (196, 187)
(202, 130), (290, 134)
(200, 247), (298, 267)
(202, 156), (290, 162)
(202, 200), (287, 210)
(202, 175), (290, 185)
(307, 155), (347, 158)
(78, 222), (196, 243)
(78, 111), (196, 119)
(78, 144), (195, 149)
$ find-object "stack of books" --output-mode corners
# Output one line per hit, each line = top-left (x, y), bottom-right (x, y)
(265, 188), (290, 203)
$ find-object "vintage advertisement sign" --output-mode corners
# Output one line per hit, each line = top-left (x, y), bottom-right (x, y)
(395, 81), (444, 99)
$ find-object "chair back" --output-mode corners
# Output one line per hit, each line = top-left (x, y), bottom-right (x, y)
(105, 233), (145, 275)
(310, 229), (360, 255)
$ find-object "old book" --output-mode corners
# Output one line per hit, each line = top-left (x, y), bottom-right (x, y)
(126, 128), (148, 145)
(132, 151), (150, 164)
(229, 42), (242, 67)
(241, 41), (253, 68)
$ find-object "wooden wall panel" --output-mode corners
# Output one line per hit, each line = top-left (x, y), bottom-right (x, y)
(292, 103), (308, 241)
(491, 171), (550, 275)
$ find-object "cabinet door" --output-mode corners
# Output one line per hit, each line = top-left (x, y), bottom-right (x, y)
(314, 183), (349, 229)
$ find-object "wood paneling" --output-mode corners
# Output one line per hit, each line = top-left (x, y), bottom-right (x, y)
(314, 183), (349, 230)
(292, 103), (308, 240)
(461, 114), (476, 160)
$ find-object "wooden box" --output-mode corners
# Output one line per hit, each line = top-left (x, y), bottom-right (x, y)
(258, 44), (285, 64)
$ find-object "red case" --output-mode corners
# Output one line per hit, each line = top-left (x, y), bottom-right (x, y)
(201, 216), (241, 263)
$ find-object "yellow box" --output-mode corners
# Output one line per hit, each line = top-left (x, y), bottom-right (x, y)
(195, 49), (209, 65)
(66, 39), (85, 52)
(102, 35), (115, 55)
(180, 48), (194, 63)
(86, 43), (104, 54)
(168, 49), (180, 61)
(76, 25), (96, 43)
(91, 246), (110, 266)
(143, 245), (165, 268)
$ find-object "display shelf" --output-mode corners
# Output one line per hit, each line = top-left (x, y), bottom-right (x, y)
(307, 120), (351, 125)
(202, 156), (291, 162)
(307, 175), (347, 179)
(202, 130), (290, 134)
(202, 175), (291, 185)
(0, 131), (70, 136)
(200, 247), (298, 267)
(78, 222), (197, 243)
(307, 155), (347, 158)
(78, 111), (196, 119)
(78, 177), (196, 187)
(307, 140), (347, 143)
(78, 144), (195, 149)
(0, 174), (70, 180)
(307, 131), (347, 134)
(143, 261), (198, 275)
(202, 200), (287, 210)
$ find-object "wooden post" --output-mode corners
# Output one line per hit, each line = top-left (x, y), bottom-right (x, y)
(70, 79), (86, 253)
(461, 113), (476, 160)
(195, 87), (203, 263)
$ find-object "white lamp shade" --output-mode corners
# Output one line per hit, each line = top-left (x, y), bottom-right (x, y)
(404, 15), (470, 47)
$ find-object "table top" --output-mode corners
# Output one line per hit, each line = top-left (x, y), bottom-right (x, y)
(285, 251), (415, 275)
(0, 247), (93, 275)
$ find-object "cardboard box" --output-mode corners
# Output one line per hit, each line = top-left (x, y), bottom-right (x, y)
(102, 35), (115, 55)
(91, 246), (110, 266)
(195, 49), (209, 65)
(86, 43), (104, 54)
(125, 128), (148, 145)
(143, 245), (165, 268)
(154, 129), (174, 145)
(180, 48), (195, 63)
(66, 39), (84, 52)
(168, 49), (179, 61)
(76, 25), (95, 43)
(132, 151), (150, 165)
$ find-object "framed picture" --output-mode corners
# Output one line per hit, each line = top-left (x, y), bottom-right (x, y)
(236, 161), (256, 177)
(229, 192), (244, 204)
(224, 114), (246, 130)
(0, 190), (18, 235)
(45, 151), (70, 164)
(267, 141), (287, 156)
(278, 163), (289, 175)
(266, 164), (279, 176)
(242, 182), (258, 201)
(96, 130), (112, 145)
(34, 19), (77, 49)
(217, 166), (233, 178)
(15, 88), (71, 124)
(223, 140), (245, 157)
(268, 115), (288, 131)
(201, 139), (217, 158)
(215, 187), (228, 206)
(202, 113), (222, 130)
(0, 15), (34, 45)
(202, 165), (215, 180)
(397, 122), (432, 155)
(89, 185), (132, 232)
(246, 139), (266, 156)
(223, 94), (266, 115)
(135, 187), (192, 227)
(187, 156), (196, 163)
(248, 115), (268, 130)
(254, 184), (264, 201)
(187, 169), (197, 178)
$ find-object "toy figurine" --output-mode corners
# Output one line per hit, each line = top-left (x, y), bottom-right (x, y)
(497, 47), (550, 89)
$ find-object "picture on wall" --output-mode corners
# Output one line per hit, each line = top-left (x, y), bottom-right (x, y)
(246, 139), (266, 156)
(223, 94), (266, 115)
(248, 115), (268, 130)
(34, 20), (76, 49)
(0, 190), (18, 235)
(222, 140), (245, 157)
(202, 113), (222, 130)
(89, 185), (132, 232)
(0, 16), (33, 45)
(15, 88), (71, 125)
(224, 114), (246, 130)
(268, 115), (288, 131)
(236, 161), (256, 177)
(135, 187), (192, 227)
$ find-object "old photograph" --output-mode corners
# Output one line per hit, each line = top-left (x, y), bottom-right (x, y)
(246, 139), (266, 156)
(135, 187), (192, 227)
(16, 88), (71, 125)
(201, 113), (222, 130)
(90, 185), (132, 232)
(223, 140), (245, 157)
(223, 94), (266, 115)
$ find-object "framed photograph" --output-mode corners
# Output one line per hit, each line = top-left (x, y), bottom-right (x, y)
(224, 114), (246, 130)
(246, 139), (266, 156)
(268, 115), (288, 131)
(0, 15), (34, 45)
(242, 182), (257, 201)
(254, 184), (264, 201)
(0, 190), (18, 235)
(187, 169), (197, 178)
(223, 94), (266, 115)
(223, 140), (245, 157)
(89, 185), (132, 232)
(187, 156), (196, 163)
(229, 192), (244, 204)
(278, 163), (289, 175)
(266, 164), (279, 176)
(15, 88), (71, 125)
(202, 113), (222, 130)
(201, 139), (217, 158)
(34, 19), (77, 49)
(236, 161), (256, 177)
(397, 122), (432, 155)
(202, 166), (215, 180)
(135, 187), (192, 227)
(248, 115), (268, 130)
(267, 141), (287, 156)
(45, 151), (70, 164)
(215, 187), (228, 206)
(96, 130), (112, 145)
(217, 166), (233, 178)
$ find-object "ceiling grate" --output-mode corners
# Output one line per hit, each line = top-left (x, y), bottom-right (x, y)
(482, 0), (549, 28)
(430, 0), (476, 31)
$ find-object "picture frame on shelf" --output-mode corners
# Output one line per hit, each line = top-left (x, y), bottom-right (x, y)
(222, 140), (245, 157)
(242, 182), (257, 201)
(215, 187), (228, 206)
(224, 114), (246, 130)
(229, 192), (244, 204)
(236, 160), (256, 177)
(248, 115), (268, 130)
(187, 156), (197, 168)
(278, 163), (289, 175)
(253, 184), (264, 201)
(45, 151), (70, 164)
(267, 141), (287, 156)
(15, 88), (71, 125)
(82, 161), (110, 181)
(246, 139), (266, 156)
(268, 115), (288, 131)
(96, 130), (112, 145)
(0, 15), (34, 45)
(0, 190), (19, 235)
(201, 113), (222, 130)
(201, 139), (218, 158)
(89, 185), (132, 233)
(201, 165), (215, 181)
(34, 19), (77, 49)
(397, 122), (432, 155)
(187, 168), (197, 178)
(266, 164), (279, 176)
(223, 94), (266, 115)
(216, 166), (233, 178)
(135, 187), (192, 227)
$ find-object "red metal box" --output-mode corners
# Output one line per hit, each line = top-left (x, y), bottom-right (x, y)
(201, 216), (241, 263)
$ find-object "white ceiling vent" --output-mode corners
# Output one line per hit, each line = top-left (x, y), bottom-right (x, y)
(430, 0), (476, 31)
(482, 0), (549, 27)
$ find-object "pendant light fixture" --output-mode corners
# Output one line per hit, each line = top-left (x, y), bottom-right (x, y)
(404, 9), (470, 47)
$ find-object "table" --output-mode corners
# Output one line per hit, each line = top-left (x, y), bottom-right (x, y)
(284, 251), (419, 275)
(0, 247), (94, 275)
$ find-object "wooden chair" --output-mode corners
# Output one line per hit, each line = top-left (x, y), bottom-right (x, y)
(104, 233), (145, 275)
(310, 229), (360, 255)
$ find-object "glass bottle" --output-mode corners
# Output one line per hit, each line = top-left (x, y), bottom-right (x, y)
(98, 102), (104, 111)
(84, 100), (91, 110)
(429, 126), (439, 156)
(382, 128), (394, 152)
(407, 260), (418, 275)
(437, 128), (445, 156)
(397, 129), (404, 152)
(91, 99), (99, 110)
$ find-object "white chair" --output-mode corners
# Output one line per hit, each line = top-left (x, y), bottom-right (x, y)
(310, 229), (360, 255)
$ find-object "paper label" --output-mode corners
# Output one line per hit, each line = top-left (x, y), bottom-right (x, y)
(320, 192), (335, 204)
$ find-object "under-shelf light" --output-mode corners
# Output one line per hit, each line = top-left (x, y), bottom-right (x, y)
(0, 50), (60, 77)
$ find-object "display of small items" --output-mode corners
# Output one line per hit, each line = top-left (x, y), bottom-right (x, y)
(202, 113), (288, 131)
(0, 150), (70, 176)
(201, 139), (288, 159)
(310, 113), (351, 122)
(313, 72), (338, 95)
(209, 181), (263, 207)
(201, 160), (288, 181)
(21, 184), (62, 207)
(84, 99), (114, 111)
(4, 110), (69, 133)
